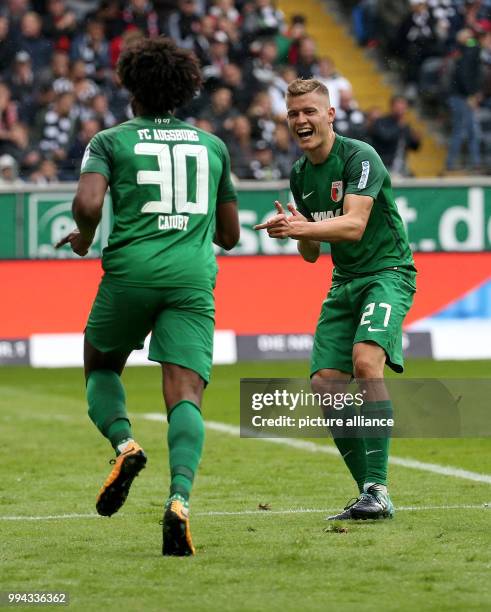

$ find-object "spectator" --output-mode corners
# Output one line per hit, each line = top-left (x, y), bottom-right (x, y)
(272, 122), (298, 178)
(18, 11), (53, 72)
(369, 95), (421, 176)
(272, 13), (304, 64)
(315, 56), (352, 111)
(221, 63), (252, 113)
(247, 89), (277, 144)
(0, 16), (19, 77)
(242, 0), (285, 41)
(209, 0), (240, 25)
(268, 64), (297, 119)
(29, 157), (61, 183)
(393, 0), (440, 98)
(295, 36), (317, 78)
(165, 0), (201, 50)
(201, 30), (230, 81)
(352, 0), (380, 47)
(446, 27), (483, 171)
(0, 83), (19, 149)
(451, 0), (491, 38)
(7, 51), (40, 123)
(35, 90), (77, 162)
(223, 114), (255, 179)
(0, 121), (30, 166)
(246, 38), (278, 90)
(69, 59), (100, 120)
(365, 105), (383, 137)
(42, 0), (77, 51)
(38, 50), (72, 109)
(250, 139), (282, 180)
(480, 28), (491, 105)
(70, 17), (110, 84)
(0, 153), (24, 185)
(197, 86), (238, 136)
(193, 15), (217, 65)
(194, 117), (213, 132)
(109, 27), (144, 69)
(1, 0), (29, 40)
(333, 89), (367, 141)
(60, 117), (101, 179)
(121, 0), (160, 38)
(215, 15), (244, 62)
(284, 14), (308, 65)
(105, 71), (132, 122)
(98, 0), (126, 41)
(89, 92), (117, 129)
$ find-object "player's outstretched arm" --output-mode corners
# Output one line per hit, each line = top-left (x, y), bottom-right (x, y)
(55, 173), (108, 256)
(214, 200), (240, 251)
(290, 195), (373, 243)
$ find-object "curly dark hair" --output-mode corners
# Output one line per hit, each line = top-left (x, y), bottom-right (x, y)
(117, 37), (203, 114)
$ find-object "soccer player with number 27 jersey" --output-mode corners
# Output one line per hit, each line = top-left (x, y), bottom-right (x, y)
(255, 78), (416, 520)
(56, 38), (239, 555)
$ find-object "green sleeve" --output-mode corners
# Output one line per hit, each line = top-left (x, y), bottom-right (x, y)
(344, 147), (385, 200)
(217, 140), (237, 204)
(80, 131), (112, 180)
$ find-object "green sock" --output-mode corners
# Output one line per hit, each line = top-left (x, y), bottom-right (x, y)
(330, 404), (367, 493)
(167, 400), (204, 502)
(363, 400), (393, 487)
(332, 437), (367, 493)
(86, 370), (132, 450)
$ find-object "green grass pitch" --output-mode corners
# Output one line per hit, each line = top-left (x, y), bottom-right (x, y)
(1, 360), (490, 611)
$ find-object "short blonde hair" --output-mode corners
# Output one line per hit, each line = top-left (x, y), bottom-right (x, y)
(286, 78), (330, 101)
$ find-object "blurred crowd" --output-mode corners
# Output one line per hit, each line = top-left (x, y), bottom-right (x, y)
(0, 0), (425, 185)
(351, 0), (491, 173)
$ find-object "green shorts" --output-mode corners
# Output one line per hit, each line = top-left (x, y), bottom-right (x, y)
(86, 275), (215, 383)
(311, 269), (416, 376)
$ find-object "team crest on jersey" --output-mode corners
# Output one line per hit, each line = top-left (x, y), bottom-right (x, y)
(331, 181), (343, 203)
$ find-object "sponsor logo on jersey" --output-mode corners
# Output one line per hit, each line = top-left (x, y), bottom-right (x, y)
(331, 181), (343, 202)
(358, 161), (370, 189)
(312, 209), (342, 221)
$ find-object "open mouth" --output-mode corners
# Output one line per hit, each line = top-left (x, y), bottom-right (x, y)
(297, 128), (314, 141)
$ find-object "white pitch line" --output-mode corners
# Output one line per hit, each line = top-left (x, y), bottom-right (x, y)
(0, 504), (488, 522)
(141, 414), (491, 485)
(0, 513), (100, 521)
(196, 504), (490, 517)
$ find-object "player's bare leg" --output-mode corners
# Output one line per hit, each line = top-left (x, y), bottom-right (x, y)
(350, 341), (394, 520)
(161, 363), (205, 556)
(84, 338), (147, 517)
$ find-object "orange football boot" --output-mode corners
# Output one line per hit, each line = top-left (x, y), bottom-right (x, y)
(162, 497), (195, 556)
(96, 441), (147, 517)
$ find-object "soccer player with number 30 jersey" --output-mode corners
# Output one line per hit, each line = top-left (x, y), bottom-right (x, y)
(56, 38), (239, 555)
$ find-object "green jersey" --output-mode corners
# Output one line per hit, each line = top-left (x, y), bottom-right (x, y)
(290, 134), (415, 283)
(81, 114), (237, 290)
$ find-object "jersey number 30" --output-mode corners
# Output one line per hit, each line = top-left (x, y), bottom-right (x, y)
(134, 143), (209, 215)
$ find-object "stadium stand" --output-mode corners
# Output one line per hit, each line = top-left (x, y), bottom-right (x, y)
(0, 0), (489, 180)
(343, 0), (491, 174)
